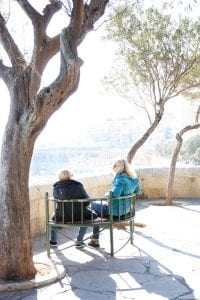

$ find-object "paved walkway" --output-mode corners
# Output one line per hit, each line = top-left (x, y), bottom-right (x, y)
(0, 199), (200, 300)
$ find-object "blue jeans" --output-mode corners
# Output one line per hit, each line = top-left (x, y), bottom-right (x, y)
(77, 201), (109, 241)
(50, 226), (58, 243)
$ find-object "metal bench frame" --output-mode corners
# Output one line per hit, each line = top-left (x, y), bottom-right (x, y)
(45, 192), (136, 256)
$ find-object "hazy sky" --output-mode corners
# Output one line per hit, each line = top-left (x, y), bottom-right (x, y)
(0, 0), (199, 149)
(0, 1), (136, 148)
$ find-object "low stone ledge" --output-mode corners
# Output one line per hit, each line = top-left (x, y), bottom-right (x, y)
(29, 168), (200, 237)
(0, 258), (66, 292)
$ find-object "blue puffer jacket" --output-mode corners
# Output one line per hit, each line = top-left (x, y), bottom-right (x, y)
(111, 173), (140, 216)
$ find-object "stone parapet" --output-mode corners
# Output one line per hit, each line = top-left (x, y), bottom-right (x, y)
(29, 168), (200, 237)
(137, 167), (200, 199)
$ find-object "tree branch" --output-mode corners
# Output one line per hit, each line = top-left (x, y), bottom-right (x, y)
(0, 59), (13, 83)
(42, 1), (62, 27)
(178, 122), (200, 137)
(61, 0), (84, 60)
(16, 0), (62, 30)
(77, 0), (109, 45)
(0, 13), (26, 69)
(16, 0), (62, 98)
(16, 0), (41, 24)
(16, 0), (61, 51)
(19, 0), (109, 132)
(195, 105), (200, 123)
(66, 0), (109, 48)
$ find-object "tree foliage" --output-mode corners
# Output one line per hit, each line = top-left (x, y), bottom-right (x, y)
(103, 4), (200, 163)
(180, 134), (200, 164)
(105, 6), (200, 95)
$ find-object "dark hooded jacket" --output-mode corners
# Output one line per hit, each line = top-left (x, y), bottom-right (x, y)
(53, 179), (97, 221)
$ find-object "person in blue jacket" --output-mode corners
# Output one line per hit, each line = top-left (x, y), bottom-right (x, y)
(75, 159), (140, 248)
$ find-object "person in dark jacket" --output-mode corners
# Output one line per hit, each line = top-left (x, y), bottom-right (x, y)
(75, 159), (140, 248)
(50, 169), (97, 247)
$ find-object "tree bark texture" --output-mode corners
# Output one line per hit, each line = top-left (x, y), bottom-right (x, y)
(0, 0), (109, 280)
(0, 117), (36, 280)
(165, 119), (200, 206)
(127, 106), (164, 164)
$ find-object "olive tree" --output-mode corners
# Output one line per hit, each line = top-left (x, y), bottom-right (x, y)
(166, 104), (200, 205)
(0, 0), (109, 281)
(103, 4), (200, 164)
(166, 66), (200, 204)
(181, 134), (200, 164)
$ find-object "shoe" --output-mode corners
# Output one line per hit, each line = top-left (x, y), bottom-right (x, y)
(88, 238), (100, 248)
(50, 241), (58, 247)
(75, 241), (86, 248)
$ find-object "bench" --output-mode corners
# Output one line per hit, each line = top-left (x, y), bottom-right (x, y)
(45, 192), (136, 256)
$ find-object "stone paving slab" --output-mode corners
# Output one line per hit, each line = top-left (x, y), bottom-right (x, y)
(0, 199), (200, 300)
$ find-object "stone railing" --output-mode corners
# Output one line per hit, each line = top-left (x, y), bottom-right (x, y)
(137, 167), (200, 198)
(30, 167), (200, 237)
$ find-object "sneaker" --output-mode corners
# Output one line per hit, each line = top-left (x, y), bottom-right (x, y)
(88, 238), (100, 248)
(75, 241), (86, 248)
(50, 240), (58, 247)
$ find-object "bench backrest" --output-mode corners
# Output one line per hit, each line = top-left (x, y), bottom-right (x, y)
(45, 192), (136, 225)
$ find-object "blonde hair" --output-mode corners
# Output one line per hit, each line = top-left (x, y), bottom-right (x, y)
(58, 170), (73, 181)
(115, 159), (137, 179)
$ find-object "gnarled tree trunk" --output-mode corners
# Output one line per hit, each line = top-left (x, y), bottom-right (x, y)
(0, 0), (109, 280)
(0, 118), (36, 279)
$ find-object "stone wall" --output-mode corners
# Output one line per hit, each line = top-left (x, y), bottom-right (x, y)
(137, 167), (200, 198)
(29, 168), (200, 237)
